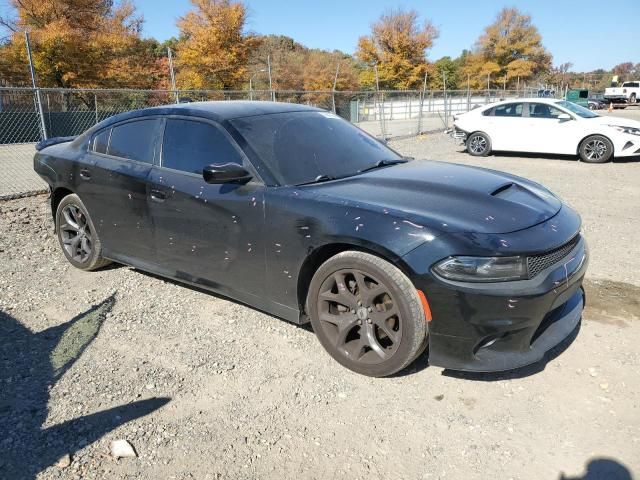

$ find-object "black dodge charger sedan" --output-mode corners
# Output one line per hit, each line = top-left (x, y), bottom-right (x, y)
(34, 101), (588, 377)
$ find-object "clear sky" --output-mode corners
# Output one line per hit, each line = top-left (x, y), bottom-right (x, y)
(139, 0), (637, 71)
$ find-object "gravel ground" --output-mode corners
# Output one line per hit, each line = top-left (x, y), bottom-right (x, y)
(1, 134), (639, 480)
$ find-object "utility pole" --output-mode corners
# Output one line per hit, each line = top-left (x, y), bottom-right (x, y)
(331, 62), (340, 113)
(443, 70), (448, 128)
(267, 55), (274, 102)
(25, 31), (47, 140)
(167, 48), (179, 103)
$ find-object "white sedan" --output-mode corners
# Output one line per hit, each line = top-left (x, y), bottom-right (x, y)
(453, 98), (640, 163)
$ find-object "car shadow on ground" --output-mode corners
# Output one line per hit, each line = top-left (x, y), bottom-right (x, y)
(0, 295), (169, 480)
(559, 457), (634, 480)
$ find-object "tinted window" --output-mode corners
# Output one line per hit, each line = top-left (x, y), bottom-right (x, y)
(107, 119), (160, 162)
(579, 90), (588, 98)
(623, 82), (639, 88)
(528, 103), (564, 119)
(493, 103), (523, 117)
(230, 111), (404, 186)
(162, 119), (244, 175)
(93, 129), (110, 154)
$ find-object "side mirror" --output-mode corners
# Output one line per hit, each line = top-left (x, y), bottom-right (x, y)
(557, 113), (572, 121)
(203, 163), (252, 184)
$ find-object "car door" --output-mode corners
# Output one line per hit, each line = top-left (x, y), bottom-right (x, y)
(480, 103), (527, 151)
(147, 116), (266, 298)
(522, 103), (580, 155)
(77, 117), (162, 263)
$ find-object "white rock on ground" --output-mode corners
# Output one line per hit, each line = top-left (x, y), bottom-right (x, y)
(110, 439), (137, 459)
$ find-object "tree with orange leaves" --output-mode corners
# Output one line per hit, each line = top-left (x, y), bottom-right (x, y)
(0, 0), (162, 88)
(175, 0), (257, 90)
(461, 7), (552, 89)
(356, 8), (438, 90)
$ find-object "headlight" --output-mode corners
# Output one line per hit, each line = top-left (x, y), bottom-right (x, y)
(608, 125), (640, 136)
(432, 256), (528, 282)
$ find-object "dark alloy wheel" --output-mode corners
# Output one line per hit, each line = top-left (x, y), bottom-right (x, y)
(579, 135), (614, 163)
(56, 193), (110, 271)
(466, 132), (491, 157)
(308, 251), (427, 377)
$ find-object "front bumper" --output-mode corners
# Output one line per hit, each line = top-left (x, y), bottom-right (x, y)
(415, 235), (588, 372)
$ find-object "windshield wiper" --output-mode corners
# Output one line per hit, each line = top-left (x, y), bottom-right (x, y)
(358, 158), (409, 173)
(295, 174), (337, 186)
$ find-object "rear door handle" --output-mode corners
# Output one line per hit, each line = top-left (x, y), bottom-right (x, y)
(79, 169), (91, 180)
(150, 189), (166, 203)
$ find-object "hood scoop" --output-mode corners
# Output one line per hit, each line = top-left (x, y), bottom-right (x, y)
(490, 182), (515, 196)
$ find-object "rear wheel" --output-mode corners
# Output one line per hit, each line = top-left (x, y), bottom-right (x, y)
(307, 251), (428, 377)
(466, 132), (491, 157)
(56, 194), (111, 270)
(579, 135), (614, 164)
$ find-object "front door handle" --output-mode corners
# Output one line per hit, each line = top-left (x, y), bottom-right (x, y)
(150, 189), (167, 203)
(79, 169), (91, 180)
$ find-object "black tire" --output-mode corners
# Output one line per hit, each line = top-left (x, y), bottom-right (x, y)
(56, 193), (111, 271)
(630, 93), (637, 104)
(588, 103), (596, 110)
(307, 251), (428, 377)
(578, 135), (614, 164)
(466, 132), (491, 157)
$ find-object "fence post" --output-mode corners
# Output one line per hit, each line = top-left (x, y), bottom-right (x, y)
(167, 48), (179, 104)
(94, 94), (99, 124)
(417, 71), (427, 134)
(331, 63), (340, 114)
(25, 32), (48, 140)
(374, 64), (386, 139)
(267, 55), (274, 102)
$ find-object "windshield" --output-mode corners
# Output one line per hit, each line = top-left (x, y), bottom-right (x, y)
(229, 111), (403, 186)
(556, 100), (599, 118)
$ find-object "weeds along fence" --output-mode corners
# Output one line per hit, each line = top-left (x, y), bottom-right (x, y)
(0, 86), (525, 198)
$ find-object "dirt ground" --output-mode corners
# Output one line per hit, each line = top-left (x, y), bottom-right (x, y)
(1, 134), (639, 480)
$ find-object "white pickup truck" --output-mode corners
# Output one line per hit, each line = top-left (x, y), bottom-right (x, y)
(604, 81), (640, 106)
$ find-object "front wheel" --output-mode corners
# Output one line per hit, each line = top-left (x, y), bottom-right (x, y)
(466, 132), (491, 157)
(579, 135), (614, 164)
(56, 193), (111, 270)
(629, 93), (637, 104)
(308, 251), (428, 377)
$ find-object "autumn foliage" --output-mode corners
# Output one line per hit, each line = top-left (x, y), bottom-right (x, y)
(0, 2), (630, 92)
(0, 0), (163, 88)
(461, 8), (552, 89)
(356, 9), (438, 89)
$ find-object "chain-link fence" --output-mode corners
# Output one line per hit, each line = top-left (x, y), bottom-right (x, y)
(1, 86), (527, 199)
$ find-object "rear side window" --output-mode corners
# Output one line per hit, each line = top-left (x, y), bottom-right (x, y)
(93, 129), (110, 154)
(579, 90), (588, 98)
(107, 119), (160, 163)
(493, 103), (523, 117)
(162, 119), (244, 175)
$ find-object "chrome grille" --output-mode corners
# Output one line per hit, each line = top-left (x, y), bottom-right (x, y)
(527, 235), (580, 278)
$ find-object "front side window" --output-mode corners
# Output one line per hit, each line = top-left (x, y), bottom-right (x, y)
(493, 103), (523, 117)
(528, 103), (564, 119)
(555, 100), (599, 119)
(107, 119), (160, 163)
(230, 111), (404, 186)
(162, 119), (244, 175)
(93, 129), (110, 154)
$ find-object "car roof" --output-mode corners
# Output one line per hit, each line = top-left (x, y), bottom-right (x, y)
(97, 101), (323, 127)
(482, 97), (562, 109)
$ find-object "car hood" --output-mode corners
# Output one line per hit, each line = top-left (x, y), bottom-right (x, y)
(592, 116), (640, 128)
(308, 160), (562, 234)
